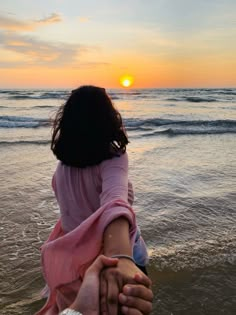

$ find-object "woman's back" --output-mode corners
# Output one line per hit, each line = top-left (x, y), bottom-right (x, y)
(52, 152), (134, 232)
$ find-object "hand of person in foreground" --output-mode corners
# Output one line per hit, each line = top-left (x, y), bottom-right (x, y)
(119, 272), (153, 315)
(69, 255), (118, 315)
(100, 257), (152, 315)
(69, 255), (153, 315)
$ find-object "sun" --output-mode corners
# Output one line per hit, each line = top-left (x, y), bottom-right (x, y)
(120, 75), (134, 88)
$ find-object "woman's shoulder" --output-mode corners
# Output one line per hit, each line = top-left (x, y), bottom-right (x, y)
(100, 151), (128, 170)
(108, 151), (128, 163)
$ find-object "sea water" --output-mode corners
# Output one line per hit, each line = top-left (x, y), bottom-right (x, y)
(0, 88), (236, 314)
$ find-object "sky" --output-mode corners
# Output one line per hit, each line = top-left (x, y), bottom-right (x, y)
(0, 0), (236, 88)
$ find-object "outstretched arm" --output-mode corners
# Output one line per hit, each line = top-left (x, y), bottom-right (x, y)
(100, 217), (150, 315)
(99, 154), (150, 314)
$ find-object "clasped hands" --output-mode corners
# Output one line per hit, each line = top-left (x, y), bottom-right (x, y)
(70, 255), (153, 315)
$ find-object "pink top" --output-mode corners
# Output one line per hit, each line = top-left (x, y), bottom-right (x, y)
(52, 152), (134, 233)
(36, 153), (148, 314)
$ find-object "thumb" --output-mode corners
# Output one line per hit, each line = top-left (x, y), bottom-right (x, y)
(86, 255), (118, 274)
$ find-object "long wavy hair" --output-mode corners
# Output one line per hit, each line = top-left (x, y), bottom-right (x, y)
(51, 85), (129, 167)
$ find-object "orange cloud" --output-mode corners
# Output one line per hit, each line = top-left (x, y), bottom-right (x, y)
(37, 13), (62, 25)
(0, 31), (107, 69)
(0, 30), (92, 67)
(5, 40), (31, 47)
(0, 13), (62, 31)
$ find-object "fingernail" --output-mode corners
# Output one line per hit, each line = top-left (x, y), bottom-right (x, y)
(124, 286), (131, 294)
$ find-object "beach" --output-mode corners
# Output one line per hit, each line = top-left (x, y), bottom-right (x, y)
(0, 88), (236, 314)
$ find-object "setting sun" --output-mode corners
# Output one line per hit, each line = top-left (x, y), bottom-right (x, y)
(120, 75), (134, 88)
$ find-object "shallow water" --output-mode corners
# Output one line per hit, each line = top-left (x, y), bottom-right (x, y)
(0, 88), (236, 314)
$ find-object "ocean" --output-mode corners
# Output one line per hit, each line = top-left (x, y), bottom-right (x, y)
(0, 88), (236, 314)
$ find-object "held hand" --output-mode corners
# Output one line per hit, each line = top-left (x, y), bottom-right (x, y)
(100, 258), (150, 315)
(70, 255), (118, 315)
(119, 273), (153, 315)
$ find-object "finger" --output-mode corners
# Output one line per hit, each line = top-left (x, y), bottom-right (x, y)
(119, 293), (153, 314)
(86, 255), (118, 274)
(123, 284), (153, 302)
(100, 275), (108, 315)
(133, 272), (152, 288)
(100, 255), (119, 267)
(107, 274), (120, 315)
(121, 305), (143, 315)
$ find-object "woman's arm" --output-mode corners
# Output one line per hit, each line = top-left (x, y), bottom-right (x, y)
(100, 154), (150, 314)
(101, 217), (149, 315)
(103, 217), (132, 257)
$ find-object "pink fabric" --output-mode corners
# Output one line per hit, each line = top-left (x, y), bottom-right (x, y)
(36, 153), (140, 314)
(52, 152), (134, 232)
(36, 199), (137, 315)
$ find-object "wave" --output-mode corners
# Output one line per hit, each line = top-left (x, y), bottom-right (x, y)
(0, 90), (68, 100)
(8, 92), (68, 100)
(166, 96), (217, 102)
(126, 118), (236, 136)
(32, 105), (57, 109)
(0, 105), (57, 110)
(125, 117), (236, 127)
(4, 90), (143, 100)
(0, 140), (50, 145)
(0, 115), (50, 128)
(217, 90), (236, 96)
(1, 115), (236, 136)
(145, 127), (236, 136)
(150, 234), (236, 272)
(8, 95), (40, 100)
(1, 88), (236, 102)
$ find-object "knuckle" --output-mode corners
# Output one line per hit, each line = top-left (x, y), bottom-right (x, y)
(111, 269), (120, 277)
(125, 296), (134, 306)
(107, 293), (118, 305)
(103, 267), (119, 278)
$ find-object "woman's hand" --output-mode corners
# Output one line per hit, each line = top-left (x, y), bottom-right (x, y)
(100, 258), (152, 315)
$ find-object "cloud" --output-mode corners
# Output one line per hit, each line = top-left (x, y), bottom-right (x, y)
(0, 31), (82, 66)
(0, 12), (107, 69)
(0, 13), (62, 31)
(37, 13), (62, 25)
(0, 31), (107, 68)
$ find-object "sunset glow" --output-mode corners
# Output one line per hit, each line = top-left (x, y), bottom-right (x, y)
(0, 1), (235, 88)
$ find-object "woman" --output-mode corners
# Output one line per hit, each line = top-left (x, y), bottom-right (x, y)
(37, 86), (149, 315)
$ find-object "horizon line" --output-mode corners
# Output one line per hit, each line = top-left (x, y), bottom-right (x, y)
(0, 86), (236, 90)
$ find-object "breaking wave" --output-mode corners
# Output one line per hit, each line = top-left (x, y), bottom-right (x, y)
(166, 96), (217, 102)
(1, 115), (236, 136)
(0, 115), (50, 128)
(0, 140), (50, 145)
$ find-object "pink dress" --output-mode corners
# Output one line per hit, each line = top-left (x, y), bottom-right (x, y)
(36, 152), (148, 315)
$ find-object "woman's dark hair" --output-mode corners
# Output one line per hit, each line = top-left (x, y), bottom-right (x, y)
(51, 85), (129, 167)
